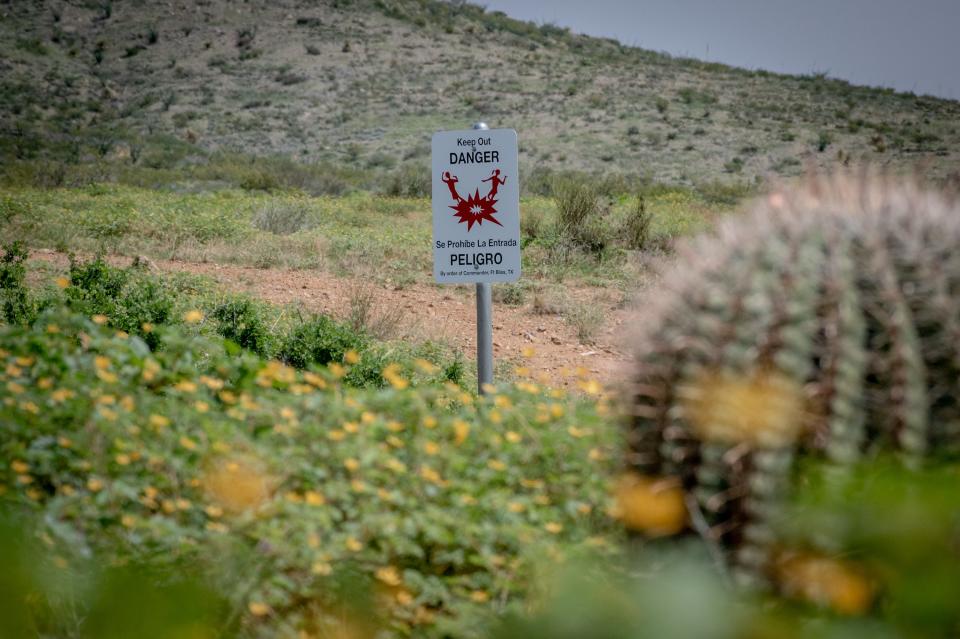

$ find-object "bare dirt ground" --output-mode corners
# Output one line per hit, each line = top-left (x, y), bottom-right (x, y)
(29, 250), (633, 390)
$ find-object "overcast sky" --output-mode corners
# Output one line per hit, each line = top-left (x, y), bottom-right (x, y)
(480, 0), (959, 99)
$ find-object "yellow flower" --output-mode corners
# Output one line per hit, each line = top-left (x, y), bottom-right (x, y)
(92, 314), (109, 325)
(248, 601), (271, 617)
(469, 590), (490, 603)
(17, 474), (33, 485)
(386, 420), (404, 432)
(344, 350), (360, 364)
(460, 494), (477, 505)
(345, 537), (363, 552)
(375, 566), (402, 587)
(115, 453), (131, 466)
(141, 322), (154, 333)
(6, 381), (24, 395)
(202, 455), (276, 513)
(312, 561), (333, 576)
(174, 380), (197, 393)
(344, 458), (360, 471)
(414, 358), (438, 373)
(37, 377), (53, 389)
(680, 369), (806, 448)
(206, 522), (228, 533)
(175, 498), (192, 510)
(87, 478), (104, 492)
(179, 436), (197, 450)
(567, 426), (591, 438)
(121, 514), (136, 528)
(453, 419), (470, 446)
(419, 466), (443, 485)
(304, 491), (326, 506)
(487, 459), (506, 472)
(204, 505), (224, 518)
(183, 309), (204, 324)
(612, 474), (687, 537)
(329, 362), (346, 378)
(544, 522), (563, 534)
(494, 395), (513, 409)
(328, 429), (346, 441)
(588, 448), (605, 461)
(11, 460), (29, 474)
(776, 552), (875, 615)
(422, 415), (437, 429)
(51, 388), (75, 403)
(505, 431), (521, 443)
(507, 501), (525, 513)
(361, 411), (376, 424)
(521, 346), (536, 358)
(55, 276), (70, 289)
(384, 458), (407, 473)
(343, 421), (359, 433)
(577, 379), (603, 396)
(350, 479), (367, 492)
(383, 363), (409, 390)
(423, 441), (439, 455)
(149, 414), (170, 429)
(395, 589), (414, 606)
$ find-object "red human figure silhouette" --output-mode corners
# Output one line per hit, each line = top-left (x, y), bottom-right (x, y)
(442, 171), (463, 202)
(481, 169), (506, 199)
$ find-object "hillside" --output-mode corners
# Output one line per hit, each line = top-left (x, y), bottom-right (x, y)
(2, 0), (959, 185)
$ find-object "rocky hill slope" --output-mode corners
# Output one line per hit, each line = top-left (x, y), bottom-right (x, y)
(2, 0), (958, 184)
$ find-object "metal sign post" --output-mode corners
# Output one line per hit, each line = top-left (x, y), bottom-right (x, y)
(430, 122), (520, 395)
(472, 122), (494, 394)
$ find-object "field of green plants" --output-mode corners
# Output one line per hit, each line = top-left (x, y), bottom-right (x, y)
(3, 171), (960, 639)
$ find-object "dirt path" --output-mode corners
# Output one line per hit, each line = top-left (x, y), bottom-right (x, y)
(30, 250), (633, 390)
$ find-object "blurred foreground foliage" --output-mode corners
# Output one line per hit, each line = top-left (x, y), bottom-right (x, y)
(0, 296), (620, 637)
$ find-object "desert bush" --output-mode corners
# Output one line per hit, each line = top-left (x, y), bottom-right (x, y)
(210, 296), (274, 357)
(492, 282), (528, 307)
(251, 200), (315, 235)
(382, 162), (429, 197)
(621, 195), (651, 250)
(0, 242), (34, 325)
(565, 302), (603, 344)
(65, 256), (173, 349)
(278, 313), (366, 369)
(553, 178), (609, 255)
(347, 283), (405, 340)
(0, 307), (616, 637)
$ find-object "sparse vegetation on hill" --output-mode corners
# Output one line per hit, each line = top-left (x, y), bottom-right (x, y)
(1, 0), (958, 188)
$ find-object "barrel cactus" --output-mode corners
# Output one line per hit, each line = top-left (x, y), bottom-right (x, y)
(627, 175), (960, 586)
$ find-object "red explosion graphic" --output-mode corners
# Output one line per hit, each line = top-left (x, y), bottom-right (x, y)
(441, 170), (507, 231)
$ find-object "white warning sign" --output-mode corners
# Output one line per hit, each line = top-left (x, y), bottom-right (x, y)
(432, 128), (520, 284)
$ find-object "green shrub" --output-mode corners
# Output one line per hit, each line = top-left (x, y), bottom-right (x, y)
(0, 242), (34, 325)
(553, 179), (610, 255)
(210, 296), (273, 357)
(251, 200), (314, 235)
(621, 195), (651, 250)
(278, 314), (366, 369)
(65, 256), (173, 349)
(0, 308), (617, 637)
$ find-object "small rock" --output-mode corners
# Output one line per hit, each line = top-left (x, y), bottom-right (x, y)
(551, 336), (562, 345)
